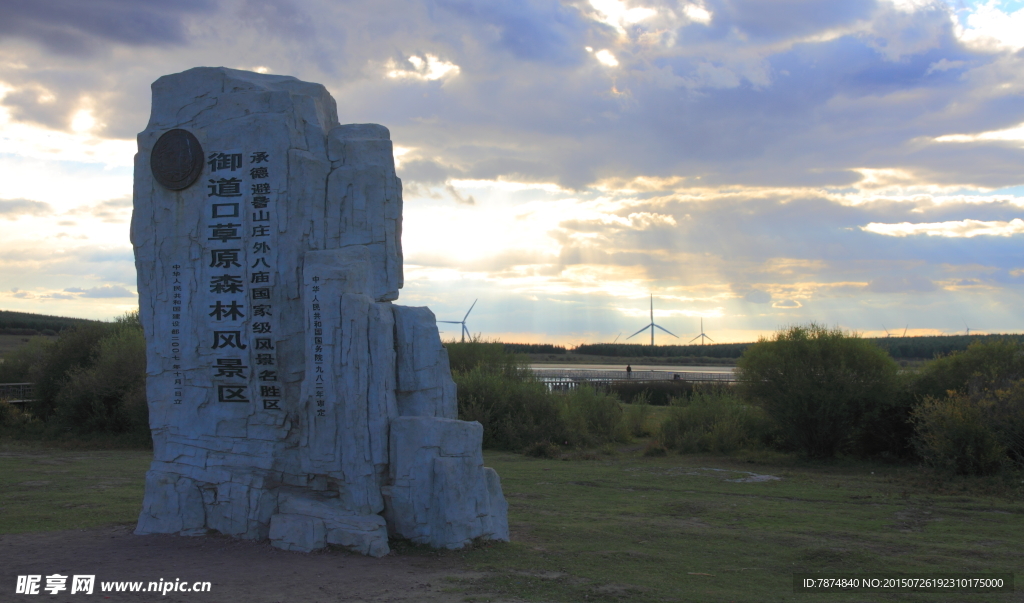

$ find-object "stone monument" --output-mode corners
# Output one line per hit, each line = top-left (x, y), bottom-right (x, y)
(130, 67), (508, 556)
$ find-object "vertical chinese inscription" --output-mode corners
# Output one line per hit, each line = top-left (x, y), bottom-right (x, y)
(203, 148), (280, 409)
(170, 264), (184, 404)
(206, 150), (249, 404)
(309, 276), (325, 418)
(248, 151), (280, 411)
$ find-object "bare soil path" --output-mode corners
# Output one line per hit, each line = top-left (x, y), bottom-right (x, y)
(0, 525), (503, 602)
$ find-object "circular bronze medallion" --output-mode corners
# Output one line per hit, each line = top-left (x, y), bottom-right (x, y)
(151, 129), (204, 191)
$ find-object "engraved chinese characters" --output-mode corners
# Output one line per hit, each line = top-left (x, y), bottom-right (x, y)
(204, 149), (280, 409)
(151, 129), (204, 190)
(308, 278), (325, 417)
(132, 67), (507, 557)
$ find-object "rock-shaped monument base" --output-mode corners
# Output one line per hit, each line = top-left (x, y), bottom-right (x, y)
(131, 67), (508, 555)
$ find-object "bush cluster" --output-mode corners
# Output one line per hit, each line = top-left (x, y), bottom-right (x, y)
(658, 390), (777, 454)
(626, 324), (1024, 477)
(737, 323), (904, 458)
(910, 362), (1024, 475)
(447, 340), (628, 451)
(0, 312), (149, 443)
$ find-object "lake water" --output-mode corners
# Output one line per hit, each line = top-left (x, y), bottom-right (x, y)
(530, 363), (735, 374)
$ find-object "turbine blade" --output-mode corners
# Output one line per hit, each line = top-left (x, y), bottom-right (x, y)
(688, 334), (701, 343)
(464, 299), (478, 322)
(437, 321), (461, 324)
(704, 334), (715, 342)
(626, 324), (651, 340)
(653, 324), (679, 338)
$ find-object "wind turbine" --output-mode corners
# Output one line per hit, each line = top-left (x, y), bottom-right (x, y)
(963, 319), (972, 336)
(882, 324), (892, 338)
(625, 295), (678, 346)
(902, 324), (908, 337)
(689, 318), (714, 346)
(439, 299), (477, 343)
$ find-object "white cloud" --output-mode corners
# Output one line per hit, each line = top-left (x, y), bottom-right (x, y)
(955, 1), (1024, 51)
(588, 0), (657, 34)
(682, 3), (712, 25)
(595, 49), (619, 67)
(0, 91), (134, 168)
(385, 54), (460, 81)
(861, 218), (1024, 238)
(934, 121), (1024, 144)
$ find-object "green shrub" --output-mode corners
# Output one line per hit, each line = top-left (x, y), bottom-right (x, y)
(625, 392), (653, 437)
(912, 392), (1005, 476)
(986, 380), (1024, 468)
(0, 337), (52, 384)
(451, 341), (628, 450)
(560, 385), (628, 445)
(30, 321), (114, 419)
(609, 380), (696, 405)
(457, 366), (568, 450)
(52, 314), (148, 437)
(737, 323), (901, 458)
(909, 339), (1024, 399)
(524, 441), (562, 459)
(445, 339), (529, 377)
(643, 439), (668, 457)
(0, 402), (43, 432)
(658, 390), (775, 454)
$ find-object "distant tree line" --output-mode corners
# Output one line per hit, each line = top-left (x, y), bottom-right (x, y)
(501, 343), (568, 354)
(868, 334), (1024, 360)
(573, 342), (752, 359)
(506, 334), (1024, 361)
(0, 310), (100, 337)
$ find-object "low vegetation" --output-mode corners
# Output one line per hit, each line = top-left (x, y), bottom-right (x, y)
(3, 319), (1023, 600)
(4, 315), (1024, 479)
(0, 312), (149, 446)
(451, 329), (1024, 482)
(448, 340), (628, 450)
(4, 441), (1021, 602)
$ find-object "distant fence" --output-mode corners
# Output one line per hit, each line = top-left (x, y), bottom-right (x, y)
(0, 382), (34, 405)
(532, 369), (737, 391)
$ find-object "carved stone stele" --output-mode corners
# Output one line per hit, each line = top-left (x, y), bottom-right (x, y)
(131, 67), (508, 555)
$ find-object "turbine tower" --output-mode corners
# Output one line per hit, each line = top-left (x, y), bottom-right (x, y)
(439, 299), (477, 343)
(689, 318), (714, 346)
(625, 295), (678, 346)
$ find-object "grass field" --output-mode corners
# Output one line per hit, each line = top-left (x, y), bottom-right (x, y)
(0, 443), (150, 533)
(0, 334), (53, 360)
(2, 442), (1021, 602)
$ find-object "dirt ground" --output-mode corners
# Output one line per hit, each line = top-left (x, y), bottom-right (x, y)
(0, 525), (506, 602)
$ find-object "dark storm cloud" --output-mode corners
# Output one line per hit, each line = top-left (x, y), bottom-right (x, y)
(0, 0), (213, 55)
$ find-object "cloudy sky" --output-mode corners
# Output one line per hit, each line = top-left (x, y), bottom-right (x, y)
(2, 0), (1023, 344)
